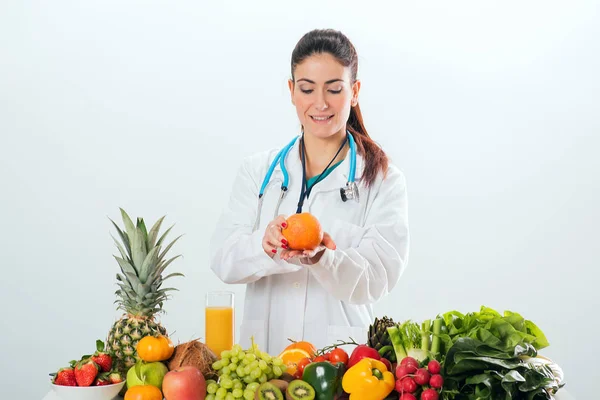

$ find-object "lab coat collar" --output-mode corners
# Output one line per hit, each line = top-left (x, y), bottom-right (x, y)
(274, 136), (364, 192)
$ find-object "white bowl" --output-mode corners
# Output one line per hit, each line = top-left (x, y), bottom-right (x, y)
(50, 381), (126, 400)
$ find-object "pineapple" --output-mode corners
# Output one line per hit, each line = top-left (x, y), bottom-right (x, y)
(106, 208), (183, 373)
(368, 316), (397, 361)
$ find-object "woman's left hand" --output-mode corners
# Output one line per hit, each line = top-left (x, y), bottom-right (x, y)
(280, 232), (336, 263)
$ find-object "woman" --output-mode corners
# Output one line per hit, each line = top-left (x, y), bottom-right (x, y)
(210, 29), (409, 355)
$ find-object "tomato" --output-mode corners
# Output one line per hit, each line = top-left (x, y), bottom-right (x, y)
(328, 348), (349, 365)
(136, 335), (174, 362)
(293, 357), (312, 379)
(313, 354), (329, 363)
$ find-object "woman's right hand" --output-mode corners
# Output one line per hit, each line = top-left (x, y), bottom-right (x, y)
(262, 215), (289, 258)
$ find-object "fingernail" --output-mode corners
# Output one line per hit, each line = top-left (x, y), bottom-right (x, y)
(282, 244), (288, 249)
(271, 249), (277, 254)
(281, 239), (288, 245)
(282, 222), (287, 228)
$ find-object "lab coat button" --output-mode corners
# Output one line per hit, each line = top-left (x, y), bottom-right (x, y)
(293, 282), (301, 288)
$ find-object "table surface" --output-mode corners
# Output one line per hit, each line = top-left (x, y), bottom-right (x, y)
(42, 389), (577, 400)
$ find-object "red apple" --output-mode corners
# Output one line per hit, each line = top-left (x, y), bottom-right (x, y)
(162, 366), (206, 400)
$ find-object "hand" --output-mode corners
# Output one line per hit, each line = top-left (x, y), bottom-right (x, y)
(280, 232), (336, 264)
(262, 215), (289, 258)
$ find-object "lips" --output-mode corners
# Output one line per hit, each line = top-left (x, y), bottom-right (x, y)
(310, 115), (334, 122)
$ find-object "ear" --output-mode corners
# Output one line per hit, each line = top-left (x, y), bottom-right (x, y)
(288, 79), (295, 105)
(351, 80), (361, 107)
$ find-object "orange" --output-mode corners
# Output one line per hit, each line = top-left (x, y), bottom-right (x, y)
(124, 385), (163, 400)
(282, 213), (323, 250)
(278, 348), (312, 376)
(283, 341), (317, 358)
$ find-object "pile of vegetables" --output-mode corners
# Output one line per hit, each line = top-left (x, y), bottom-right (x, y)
(363, 306), (565, 399)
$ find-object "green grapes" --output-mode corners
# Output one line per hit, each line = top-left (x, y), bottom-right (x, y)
(207, 339), (284, 399)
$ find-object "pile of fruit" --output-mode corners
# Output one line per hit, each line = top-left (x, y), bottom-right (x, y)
(51, 340), (124, 387)
(49, 210), (567, 400)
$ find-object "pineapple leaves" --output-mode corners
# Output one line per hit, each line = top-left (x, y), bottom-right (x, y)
(162, 272), (185, 282)
(109, 219), (132, 260)
(156, 224), (175, 248)
(136, 217), (148, 240)
(111, 234), (131, 263)
(111, 209), (183, 316)
(119, 208), (136, 240)
(114, 257), (138, 280)
(158, 234), (183, 263)
(147, 215), (166, 250)
(131, 226), (148, 269)
(139, 246), (160, 284)
(151, 255), (182, 282)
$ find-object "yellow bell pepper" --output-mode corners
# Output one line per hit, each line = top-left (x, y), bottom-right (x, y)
(342, 357), (395, 400)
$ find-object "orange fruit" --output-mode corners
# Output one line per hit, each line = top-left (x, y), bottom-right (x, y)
(282, 213), (323, 250)
(283, 341), (317, 358)
(278, 348), (312, 376)
(124, 385), (163, 400)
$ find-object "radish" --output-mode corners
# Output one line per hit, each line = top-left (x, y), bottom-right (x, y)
(401, 357), (420, 370)
(430, 374), (444, 389)
(414, 368), (431, 385)
(427, 360), (441, 375)
(396, 365), (414, 379)
(421, 388), (439, 400)
(401, 377), (418, 393)
(400, 394), (417, 400)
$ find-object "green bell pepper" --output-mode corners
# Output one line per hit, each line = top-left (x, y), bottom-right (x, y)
(302, 361), (346, 400)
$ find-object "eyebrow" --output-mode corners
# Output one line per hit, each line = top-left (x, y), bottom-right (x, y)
(296, 78), (344, 84)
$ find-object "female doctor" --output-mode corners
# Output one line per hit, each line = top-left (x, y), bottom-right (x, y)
(210, 29), (409, 355)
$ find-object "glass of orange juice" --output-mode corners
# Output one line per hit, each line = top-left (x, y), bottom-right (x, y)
(205, 291), (234, 358)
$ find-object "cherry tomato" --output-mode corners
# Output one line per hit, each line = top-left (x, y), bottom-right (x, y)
(313, 353), (330, 363)
(328, 348), (349, 365)
(294, 357), (312, 378)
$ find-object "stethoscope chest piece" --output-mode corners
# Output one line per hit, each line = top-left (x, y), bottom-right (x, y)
(340, 181), (359, 203)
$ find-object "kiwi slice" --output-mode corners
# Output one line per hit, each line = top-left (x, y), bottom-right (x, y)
(286, 380), (316, 400)
(269, 379), (289, 393)
(255, 382), (284, 400)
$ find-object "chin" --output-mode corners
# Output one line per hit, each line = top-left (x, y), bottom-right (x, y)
(304, 124), (345, 139)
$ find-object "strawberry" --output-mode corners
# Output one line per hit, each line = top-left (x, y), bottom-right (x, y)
(108, 372), (123, 384)
(94, 378), (110, 386)
(91, 340), (113, 372)
(53, 367), (77, 386)
(94, 372), (111, 386)
(91, 353), (112, 372)
(74, 359), (99, 387)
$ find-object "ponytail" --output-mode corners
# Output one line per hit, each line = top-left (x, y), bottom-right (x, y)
(347, 104), (388, 187)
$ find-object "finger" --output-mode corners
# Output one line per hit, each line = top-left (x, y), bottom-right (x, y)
(282, 250), (303, 261)
(267, 227), (288, 250)
(274, 215), (288, 229)
(262, 238), (278, 256)
(322, 232), (336, 250)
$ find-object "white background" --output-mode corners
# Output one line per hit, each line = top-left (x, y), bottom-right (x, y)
(1, 1), (597, 399)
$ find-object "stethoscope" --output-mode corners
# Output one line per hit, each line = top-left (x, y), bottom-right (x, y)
(253, 131), (359, 231)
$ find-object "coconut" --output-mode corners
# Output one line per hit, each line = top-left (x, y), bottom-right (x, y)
(167, 339), (218, 380)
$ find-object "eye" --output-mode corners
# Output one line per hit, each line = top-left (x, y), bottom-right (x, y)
(328, 88), (342, 94)
(300, 89), (313, 94)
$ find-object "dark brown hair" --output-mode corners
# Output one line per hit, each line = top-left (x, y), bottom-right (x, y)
(291, 29), (388, 187)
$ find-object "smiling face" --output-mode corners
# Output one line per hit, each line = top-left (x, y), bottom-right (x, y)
(289, 52), (361, 139)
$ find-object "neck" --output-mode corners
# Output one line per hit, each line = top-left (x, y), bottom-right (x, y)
(302, 129), (348, 179)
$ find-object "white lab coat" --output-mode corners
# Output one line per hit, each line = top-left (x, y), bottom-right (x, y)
(209, 139), (409, 355)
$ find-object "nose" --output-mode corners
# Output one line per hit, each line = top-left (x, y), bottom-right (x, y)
(313, 91), (328, 111)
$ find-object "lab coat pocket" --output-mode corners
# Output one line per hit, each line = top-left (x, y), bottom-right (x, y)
(326, 324), (368, 354)
(240, 319), (267, 351)
(328, 219), (365, 249)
